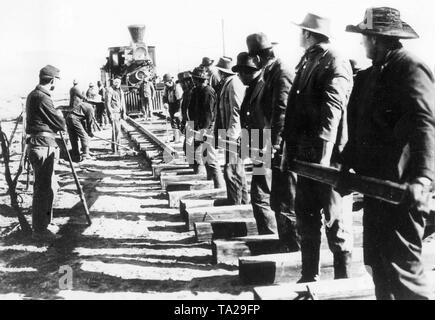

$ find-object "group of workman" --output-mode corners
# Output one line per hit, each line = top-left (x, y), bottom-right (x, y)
(24, 7), (434, 300)
(67, 77), (131, 159)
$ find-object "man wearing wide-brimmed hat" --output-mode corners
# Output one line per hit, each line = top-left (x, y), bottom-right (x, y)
(342, 7), (435, 300)
(26, 65), (65, 240)
(282, 13), (354, 283)
(200, 57), (221, 93)
(234, 52), (277, 235)
(214, 56), (249, 205)
(247, 32), (300, 251)
(187, 67), (224, 189)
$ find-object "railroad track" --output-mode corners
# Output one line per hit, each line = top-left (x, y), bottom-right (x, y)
(121, 116), (184, 164)
(120, 116), (435, 300)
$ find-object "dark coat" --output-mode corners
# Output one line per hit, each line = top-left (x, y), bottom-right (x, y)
(240, 75), (267, 131)
(67, 101), (94, 135)
(69, 85), (86, 109)
(188, 85), (217, 131)
(342, 47), (435, 183)
(262, 58), (294, 147)
(26, 85), (66, 147)
(240, 75), (271, 152)
(283, 43), (353, 162)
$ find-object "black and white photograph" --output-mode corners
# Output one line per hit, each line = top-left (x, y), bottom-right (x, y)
(0, 0), (434, 304)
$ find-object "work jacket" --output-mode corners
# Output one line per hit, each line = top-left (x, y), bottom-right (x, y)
(67, 101), (94, 135)
(105, 86), (126, 117)
(240, 75), (271, 149)
(262, 58), (294, 147)
(163, 83), (183, 104)
(342, 46), (435, 184)
(207, 67), (222, 93)
(86, 87), (99, 101)
(215, 75), (246, 140)
(69, 85), (86, 109)
(26, 85), (65, 146)
(140, 81), (156, 99)
(188, 85), (217, 131)
(283, 43), (353, 163)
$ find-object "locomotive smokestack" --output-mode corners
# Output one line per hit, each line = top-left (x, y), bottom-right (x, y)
(128, 25), (146, 43)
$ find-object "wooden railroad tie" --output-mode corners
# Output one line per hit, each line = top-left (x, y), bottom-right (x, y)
(184, 204), (253, 231)
(212, 234), (287, 266)
(160, 174), (208, 190)
(194, 218), (258, 243)
(253, 271), (435, 300)
(152, 163), (190, 179)
(167, 188), (227, 208)
(212, 224), (364, 267)
(165, 180), (215, 193)
(242, 241), (435, 287)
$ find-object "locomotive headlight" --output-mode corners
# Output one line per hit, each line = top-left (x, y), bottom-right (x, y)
(133, 46), (147, 61)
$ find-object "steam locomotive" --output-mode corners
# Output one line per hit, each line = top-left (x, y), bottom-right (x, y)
(101, 25), (164, 116)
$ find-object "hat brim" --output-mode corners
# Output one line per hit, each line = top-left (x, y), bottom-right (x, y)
(216, 66), (236, 75)
(292, 22), (331, 39)
(345, 21), (419, 39)
(200, 60), (214, 67)
(232, 65), (260, 73)
(191, 75), (208, 80)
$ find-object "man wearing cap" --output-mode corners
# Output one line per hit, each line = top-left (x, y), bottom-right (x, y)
(235, 52), (276, 234)
(139, 77), (156, 119)
(26, 65), (65, 240)
(343, 7), (435, 300)
(283, 13), (354, 282)
(69, 79), (86, 111)
(188, 67), (224, 189)
(200, 57), (221, 93)
(163, 73), (183, 132)
(214, 57), (249, 205)
(105, 78), (126, 154)
(247, 32), (299, 251)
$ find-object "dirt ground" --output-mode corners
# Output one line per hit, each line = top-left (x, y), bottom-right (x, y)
(0, 121), (255, 300)
(1, 120), (434, 300)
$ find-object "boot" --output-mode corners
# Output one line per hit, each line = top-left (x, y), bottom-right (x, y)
(333, 251), (352, 279)
(297, 238), (321, 283)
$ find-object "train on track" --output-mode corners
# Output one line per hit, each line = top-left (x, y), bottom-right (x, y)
(101, 25), (165, 116)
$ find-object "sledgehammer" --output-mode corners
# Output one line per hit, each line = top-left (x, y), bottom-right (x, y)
(59, 131), (92, 225)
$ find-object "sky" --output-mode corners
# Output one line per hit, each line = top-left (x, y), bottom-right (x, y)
(0, 0), (434, 102)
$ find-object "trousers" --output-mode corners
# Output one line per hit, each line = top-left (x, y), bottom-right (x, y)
(96, 102), (109, 126)
(141, 97), (151, 118)
(296, 176), (354, 280)
(28, 145), (59, 233)
(66, 115), (89, 160)
(223, 150), (249, 205)
(169, 103), (181, 129)
(193, 141), (225, 189)
(364, 197), (432, 300)
(110, 113), (121, 153)
(251, 165), (278, 235)
(271, 164), (300, 251)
